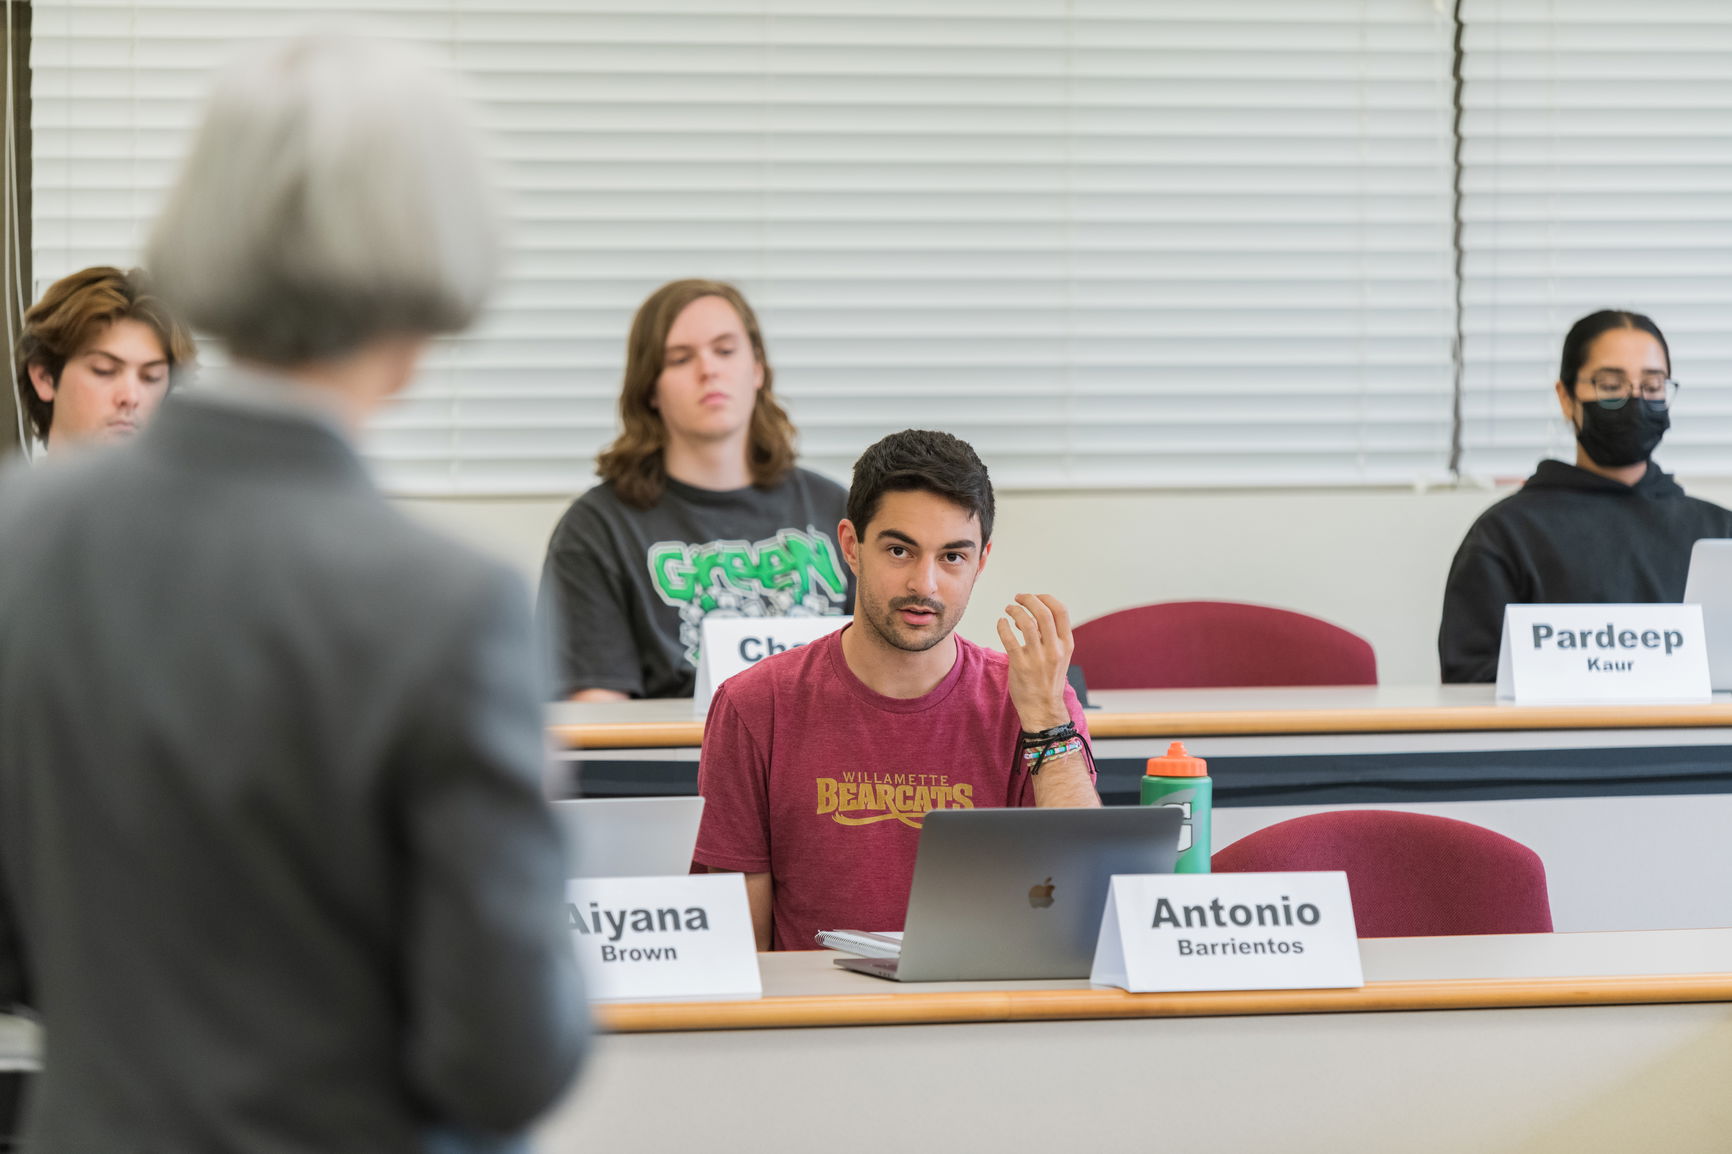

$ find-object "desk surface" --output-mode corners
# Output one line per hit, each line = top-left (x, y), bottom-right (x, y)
(543, 930), (1732, 1154)
(593, 927), (1732, 1034)
(549, 684), (1732, 749)
(13, 931), (1732, 1153)
(9, 929), (1729, 1068)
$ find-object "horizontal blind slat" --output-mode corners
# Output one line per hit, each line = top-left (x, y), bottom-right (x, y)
(1457, 1), (1732, 479)
(33, 0), (1456, 495)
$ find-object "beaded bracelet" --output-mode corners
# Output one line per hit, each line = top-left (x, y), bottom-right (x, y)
(1022, 735), (1084, 773)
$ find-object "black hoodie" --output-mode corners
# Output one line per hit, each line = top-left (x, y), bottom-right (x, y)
(1439, 459), (1732, 683)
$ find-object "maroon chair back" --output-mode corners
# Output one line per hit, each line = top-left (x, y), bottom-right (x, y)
(1070, 600), (1376, 689)
(1212, 810), (1553, 937)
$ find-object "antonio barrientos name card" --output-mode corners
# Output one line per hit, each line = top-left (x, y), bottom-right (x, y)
(1090, 872), (1363, 993)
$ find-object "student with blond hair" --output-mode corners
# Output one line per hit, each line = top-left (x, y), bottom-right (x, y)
(539, 278), (851, 700)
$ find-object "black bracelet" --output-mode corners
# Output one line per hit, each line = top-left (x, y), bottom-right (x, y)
(1019, 720), (1078, 746)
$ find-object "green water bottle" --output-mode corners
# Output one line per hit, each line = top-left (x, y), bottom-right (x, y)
(1141, 741), (1212, 873)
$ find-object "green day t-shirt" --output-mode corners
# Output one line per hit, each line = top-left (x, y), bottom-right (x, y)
(536, 469), (853, 699)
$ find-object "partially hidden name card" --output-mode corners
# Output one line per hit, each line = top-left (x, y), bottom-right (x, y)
(1495, 603), (1711, 704)
(692, 614), (845, 713)
(1090, 872), (1363, 994)
(566, 873), (761, 1002)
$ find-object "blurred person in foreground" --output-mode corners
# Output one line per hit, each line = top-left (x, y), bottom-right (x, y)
(0, 34), (588, 1154)
(13, 265), (195, 453)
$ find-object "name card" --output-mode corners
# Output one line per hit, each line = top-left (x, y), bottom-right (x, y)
(1090, 872), (1363, 993)
(566, 874), (761, 1002)
(1494, 603), (1711, 704)
(693, 614), (844, 713)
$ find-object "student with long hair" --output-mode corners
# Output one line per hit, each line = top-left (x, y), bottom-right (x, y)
(1439, 310), (1732, 682)
(539, 279), (851, 700)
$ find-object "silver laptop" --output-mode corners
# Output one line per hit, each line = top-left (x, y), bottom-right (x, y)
(551, 796), (705, 878)
(1683, 539), (1732, 690)
(833, 806), (1183, 982)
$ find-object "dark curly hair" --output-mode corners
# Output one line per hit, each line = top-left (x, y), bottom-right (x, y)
(846, 429), (995, 544)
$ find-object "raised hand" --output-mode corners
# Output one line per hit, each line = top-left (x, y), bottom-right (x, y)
(995, 593), (1074, 733)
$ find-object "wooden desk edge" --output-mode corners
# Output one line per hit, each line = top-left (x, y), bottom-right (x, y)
(1089, 705), (1732, 739)
(595, 972), (1732, 1033)
(552, 721), (706, 749)
(552, 704), (1732, 750)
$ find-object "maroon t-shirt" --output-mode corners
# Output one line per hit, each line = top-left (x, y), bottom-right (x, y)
(694, 626), (1090, 951)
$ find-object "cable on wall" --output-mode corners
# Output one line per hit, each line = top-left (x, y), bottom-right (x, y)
(1446, 0), (1467, 479)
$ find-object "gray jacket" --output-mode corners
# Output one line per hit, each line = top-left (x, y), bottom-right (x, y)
(0, 387), (587, 1153)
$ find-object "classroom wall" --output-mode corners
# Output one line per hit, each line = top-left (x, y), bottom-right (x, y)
(397, 476), (1732, 686)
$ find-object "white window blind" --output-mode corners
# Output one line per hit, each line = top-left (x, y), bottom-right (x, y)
(31, 0), (1458, 496)
(1459, 0), (1732, 480)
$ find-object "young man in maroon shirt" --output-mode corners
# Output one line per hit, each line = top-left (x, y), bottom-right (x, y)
(694, 429), (1099, 951)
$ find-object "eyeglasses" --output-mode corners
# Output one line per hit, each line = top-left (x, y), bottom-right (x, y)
(1579, 371), (1679, 411)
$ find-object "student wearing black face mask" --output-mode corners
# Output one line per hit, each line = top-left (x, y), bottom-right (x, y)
(1438, 310), (1732, 683)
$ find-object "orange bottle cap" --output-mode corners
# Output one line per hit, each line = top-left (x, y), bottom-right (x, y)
(1145, 741), (1208, 778)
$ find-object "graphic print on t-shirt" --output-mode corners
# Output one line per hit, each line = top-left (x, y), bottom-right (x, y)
(646, 525), (849, 668)
(815, 771), (976, 829)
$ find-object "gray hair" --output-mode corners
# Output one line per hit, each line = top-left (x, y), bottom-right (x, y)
(146, 34), (500, 365)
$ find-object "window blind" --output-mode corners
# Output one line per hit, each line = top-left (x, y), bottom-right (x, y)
(1459, 0), (1732, 480)
(31, 0), (1457, 495)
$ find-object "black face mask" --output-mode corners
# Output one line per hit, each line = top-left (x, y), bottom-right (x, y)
(1575, 399), (1669, 469)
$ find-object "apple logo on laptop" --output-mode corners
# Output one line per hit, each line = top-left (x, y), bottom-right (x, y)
(1028, 877), (1055, 909)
